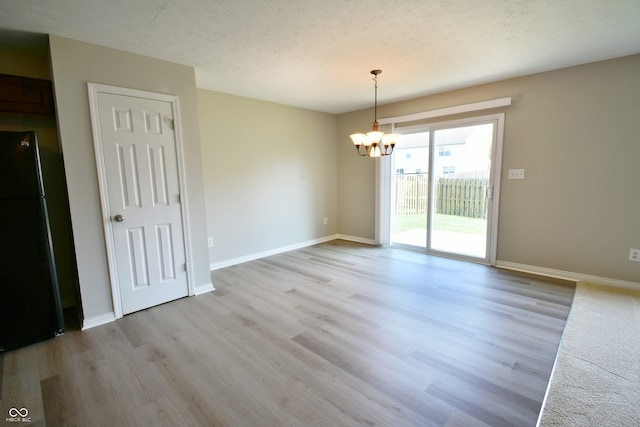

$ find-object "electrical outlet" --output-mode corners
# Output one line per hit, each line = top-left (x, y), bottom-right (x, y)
(629, 248), (640, 262)
(323, 217), (328, 225)
(508, 169), (525, 179)
(208, 238), (214, 248)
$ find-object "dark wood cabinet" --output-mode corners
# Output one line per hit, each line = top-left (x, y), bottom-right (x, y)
(0, 73), (55, 115)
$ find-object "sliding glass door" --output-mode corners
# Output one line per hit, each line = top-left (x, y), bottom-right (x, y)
(389, 115), (503, 264)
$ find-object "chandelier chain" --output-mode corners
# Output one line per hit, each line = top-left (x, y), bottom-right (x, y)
(373, 73), (378, 123)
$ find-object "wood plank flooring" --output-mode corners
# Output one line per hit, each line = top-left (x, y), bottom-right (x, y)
(0, 240), (574, 426)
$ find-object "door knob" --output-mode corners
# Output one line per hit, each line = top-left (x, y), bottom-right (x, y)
(113, 214), (124, 222)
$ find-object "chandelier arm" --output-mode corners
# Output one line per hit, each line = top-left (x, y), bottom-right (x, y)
(355, 145), (368, 156)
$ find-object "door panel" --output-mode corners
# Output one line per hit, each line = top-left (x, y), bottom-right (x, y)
(127, 227), (149, 288)
(117, 143), (141, 208)
(156, 223), (176, 281)
(97, 92), (188, 314)
(148, 145), (169, 206)
(390, 132), (429, 247)
(430, 123), (493, 259)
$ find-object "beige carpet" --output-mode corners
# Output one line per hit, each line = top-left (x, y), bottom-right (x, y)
(538, 281), (640, 426)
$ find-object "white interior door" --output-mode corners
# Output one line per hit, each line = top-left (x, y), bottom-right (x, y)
(90, 87), (189, 315)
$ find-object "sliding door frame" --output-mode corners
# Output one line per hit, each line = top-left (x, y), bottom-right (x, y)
(377, 113), (505, 266)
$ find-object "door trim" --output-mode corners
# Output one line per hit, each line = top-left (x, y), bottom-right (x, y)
(375, 124), (394, 246)
(87, 83), (195, 318)
(378, 97), (511, 125)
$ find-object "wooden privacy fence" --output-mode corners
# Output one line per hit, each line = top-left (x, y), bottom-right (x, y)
(395, 174), (429, 215)
(435, 176), (488, 219)
(395, 174), (488, 219)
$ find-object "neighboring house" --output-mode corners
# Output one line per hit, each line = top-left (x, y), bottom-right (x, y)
(394, 126), (491, 177)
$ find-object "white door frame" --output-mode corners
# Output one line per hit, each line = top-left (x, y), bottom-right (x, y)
(87, 83), (195, 319)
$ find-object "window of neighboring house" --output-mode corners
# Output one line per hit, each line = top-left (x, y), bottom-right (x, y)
(443, 166), (455, 174)
(439, 147), (451, 156)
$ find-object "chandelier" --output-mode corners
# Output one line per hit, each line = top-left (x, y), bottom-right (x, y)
(350, 69), (401, 157)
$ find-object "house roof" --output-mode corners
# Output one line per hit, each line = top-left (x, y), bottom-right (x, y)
(1, 0), (639, 114)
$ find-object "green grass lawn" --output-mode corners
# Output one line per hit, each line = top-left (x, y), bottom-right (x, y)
(392, 213), (487, 235)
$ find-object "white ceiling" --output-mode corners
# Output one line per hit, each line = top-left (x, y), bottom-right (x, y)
(1, 0), (639, 114)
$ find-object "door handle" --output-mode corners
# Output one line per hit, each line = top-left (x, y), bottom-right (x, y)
(113, 214), (124, 222)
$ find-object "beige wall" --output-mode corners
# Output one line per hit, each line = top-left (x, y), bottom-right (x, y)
(337, 108), (379, 240)
(0, 45), (50, 79)
(49, 36), (211, 321)
(337, 55), (640, 283)
(198, 90), (338, 264)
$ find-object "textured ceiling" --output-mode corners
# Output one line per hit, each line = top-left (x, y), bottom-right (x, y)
(1, 0), (639, 113)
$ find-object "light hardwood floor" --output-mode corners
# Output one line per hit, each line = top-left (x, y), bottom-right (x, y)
(1, 240), (574, 426)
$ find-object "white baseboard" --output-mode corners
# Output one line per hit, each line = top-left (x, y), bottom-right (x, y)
(194, 282), (215, 295)
(335, 234), (378, 246)
(210, 234), (340, 270)
(81, 312), (116, 330)
(495, 260), (640, 290)
(81, 283), (214, 330)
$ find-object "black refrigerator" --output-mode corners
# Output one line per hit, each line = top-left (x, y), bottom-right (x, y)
(0, 130), (64, 352)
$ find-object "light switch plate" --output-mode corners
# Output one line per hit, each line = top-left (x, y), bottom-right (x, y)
(508, 169), (525, 179)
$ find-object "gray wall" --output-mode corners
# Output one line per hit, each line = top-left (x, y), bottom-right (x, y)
(49, 36), (211, 321)
(198, 90), (338, 265)
(337, 55), (640, 283)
